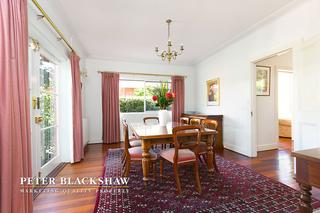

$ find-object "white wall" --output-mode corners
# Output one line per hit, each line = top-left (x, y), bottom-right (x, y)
(194, 0), (320, 157)
(85, 58), (195, 143)
(255, 52), (292, 151)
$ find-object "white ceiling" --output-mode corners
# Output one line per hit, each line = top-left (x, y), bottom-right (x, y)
(54, 0), (295, 65)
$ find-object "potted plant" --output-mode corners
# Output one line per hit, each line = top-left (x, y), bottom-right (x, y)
(152, 82), (175, 126)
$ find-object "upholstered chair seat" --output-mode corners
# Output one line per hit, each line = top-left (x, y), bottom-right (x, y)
(129, 147), (157, 160)
(129, 139), (142, 147)
(160, 148), (196, 164)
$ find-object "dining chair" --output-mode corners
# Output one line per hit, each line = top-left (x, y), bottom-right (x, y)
(195, 119), (219, 171)
(159, 125), (202, 194)
(190, 118), (201, 125)
(180, 117), (189, 124)
(122, 119), (142, 147)
(122, 120), (157, 177)
(143, 116), (167, 149)
(143, 117), (159, 124)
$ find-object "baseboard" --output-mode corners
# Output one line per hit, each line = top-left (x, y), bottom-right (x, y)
(33, 162), (67, 200)
(88, 139), (103, 144)
(257, 144), (279, 151)
(224, 143), (252, 157)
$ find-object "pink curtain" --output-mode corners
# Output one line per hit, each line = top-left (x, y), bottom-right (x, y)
(101, 73), (120, 143)
(172, 76), (185, 122)
(0, 0), (33, 212)
(70, 52), (84, 162)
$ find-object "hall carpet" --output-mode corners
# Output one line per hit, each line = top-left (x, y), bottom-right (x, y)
(94, 149), (320, 212)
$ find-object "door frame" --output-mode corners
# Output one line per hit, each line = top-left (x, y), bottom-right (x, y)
(250, 45), (296, 157)
(30, 44), (61, 178)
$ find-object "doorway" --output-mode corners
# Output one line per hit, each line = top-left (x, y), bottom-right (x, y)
(254, 49), (293, 153)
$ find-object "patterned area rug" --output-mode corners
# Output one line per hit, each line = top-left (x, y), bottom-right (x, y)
(94, 148), (320, 213)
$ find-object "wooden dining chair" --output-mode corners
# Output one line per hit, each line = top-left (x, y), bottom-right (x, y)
(122, 120), (158, 177)
(180, 117), (189, 124)
(122, 119), (142, 147)
(143, 117), (159, 124)
(159, 125), (202, 194)
(190, 118), (201, 125)
(195, 119), (219, 171)
(143, 116), (168, 149)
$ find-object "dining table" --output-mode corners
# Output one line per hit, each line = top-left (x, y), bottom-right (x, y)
(129, 122), (219, 182)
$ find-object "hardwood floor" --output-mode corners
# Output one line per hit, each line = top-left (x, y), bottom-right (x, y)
(34, 141), (320, 213)
(33, 143), (120, 213)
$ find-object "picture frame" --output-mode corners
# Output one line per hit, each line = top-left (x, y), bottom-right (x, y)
(206, 78), (220, 106)
(256, 66), (271, 96)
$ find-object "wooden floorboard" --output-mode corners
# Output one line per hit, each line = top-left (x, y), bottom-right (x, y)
(33, 140), (320, 212)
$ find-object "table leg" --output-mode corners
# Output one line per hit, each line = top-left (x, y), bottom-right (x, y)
(299, 183), (313, 213)
(206, 134), (214, 173)
(141, 139), (151, 182)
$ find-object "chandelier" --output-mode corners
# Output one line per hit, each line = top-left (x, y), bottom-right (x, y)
(155, 19), (184, 63)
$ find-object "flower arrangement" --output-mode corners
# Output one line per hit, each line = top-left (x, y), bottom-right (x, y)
(152, 82), (175, 110)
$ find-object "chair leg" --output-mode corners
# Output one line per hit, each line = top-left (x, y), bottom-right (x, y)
(173, 164), (181, 194)
(194, 161), (202, 194)
(153, 162), (156, 179)
(122, 154), (127, 171)
(212, 151), (219, 173)
(121, 152), (126, 165)
(198, 155), (204, 164)
(202, 154), (207, 165)
(124, 159), (130, 177)
(160, 159), (163, 177)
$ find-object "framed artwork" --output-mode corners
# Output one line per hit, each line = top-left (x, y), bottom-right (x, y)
(206, 78), (220, 106)
(256, 66), (271, 96)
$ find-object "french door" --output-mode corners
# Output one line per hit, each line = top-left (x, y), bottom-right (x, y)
(29, 45), (60, 178)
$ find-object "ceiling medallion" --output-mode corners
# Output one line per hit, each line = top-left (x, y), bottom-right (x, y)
(155, 19), (184, 63)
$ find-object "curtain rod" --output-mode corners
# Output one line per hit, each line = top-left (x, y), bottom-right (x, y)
(31, 0), (75, 53)
(97, 71), (187, 78)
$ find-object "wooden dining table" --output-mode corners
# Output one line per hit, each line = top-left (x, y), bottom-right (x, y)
(129, 122), (218, 182)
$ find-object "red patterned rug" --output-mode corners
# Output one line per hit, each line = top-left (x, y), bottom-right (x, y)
(94, 148), (320, 213)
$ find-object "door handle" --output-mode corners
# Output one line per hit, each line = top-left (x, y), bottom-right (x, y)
(35, 116), (43, 124)
(32, 96), (41, 109)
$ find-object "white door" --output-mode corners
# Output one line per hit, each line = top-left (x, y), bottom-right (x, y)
(29, 44), (60, 178)
(292, 36), (320, 151)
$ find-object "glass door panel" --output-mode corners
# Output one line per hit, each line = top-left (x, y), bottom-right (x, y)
(39, 55), (58, 167)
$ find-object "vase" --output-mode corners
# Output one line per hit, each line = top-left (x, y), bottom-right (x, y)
(158, 109), (169, 126)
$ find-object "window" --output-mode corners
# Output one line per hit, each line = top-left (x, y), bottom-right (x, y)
(119, 79), (171, 113)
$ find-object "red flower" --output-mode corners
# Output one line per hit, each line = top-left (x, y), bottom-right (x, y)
(152, 95), (158, 101)
(165, 92), (173, 99)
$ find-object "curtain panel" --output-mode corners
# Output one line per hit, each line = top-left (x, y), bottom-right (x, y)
(70, 52), (84, 162)
(171, 76), (185, 122)
(101, 73), (120, 143)
(0, 0), (33, 212)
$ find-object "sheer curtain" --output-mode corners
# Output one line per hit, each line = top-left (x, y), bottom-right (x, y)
(0, 0), (33, 212)
(101, 73), (120, 143)
(171, 76), (185, 122)
(70, 52), (84, 162)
